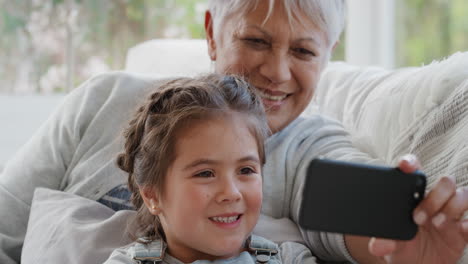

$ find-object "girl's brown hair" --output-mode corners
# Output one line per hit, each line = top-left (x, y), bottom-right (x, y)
(117, 74), (270, 242)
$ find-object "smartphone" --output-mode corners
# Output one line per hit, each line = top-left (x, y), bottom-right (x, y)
(298, 158), (426, 240)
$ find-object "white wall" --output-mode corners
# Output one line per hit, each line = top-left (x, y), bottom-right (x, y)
(345, 0), (395, 69)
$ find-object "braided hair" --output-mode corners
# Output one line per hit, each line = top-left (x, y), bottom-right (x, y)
(116, 74), (270, 242)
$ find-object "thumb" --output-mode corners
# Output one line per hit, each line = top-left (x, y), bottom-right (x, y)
(369, 237), (397, 257)
(398, 154), (421, 173)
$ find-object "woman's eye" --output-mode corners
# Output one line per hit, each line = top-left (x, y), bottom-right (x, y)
(240, 167), (256, 175)
(243, 38), (270, 48)
(292, 47), (316, 58)
(247, 38), (267, 44)
(195, 170), (214, 178)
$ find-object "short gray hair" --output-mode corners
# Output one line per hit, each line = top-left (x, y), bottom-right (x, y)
(208, 0), (346, 47)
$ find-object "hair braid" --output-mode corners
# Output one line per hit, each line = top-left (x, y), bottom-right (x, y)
(117, 74), (270, 243)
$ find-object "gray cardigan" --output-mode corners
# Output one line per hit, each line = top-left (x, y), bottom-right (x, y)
(0, 72), (377, 264)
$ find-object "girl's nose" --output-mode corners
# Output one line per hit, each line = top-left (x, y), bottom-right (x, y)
(216, 178), (242, 203)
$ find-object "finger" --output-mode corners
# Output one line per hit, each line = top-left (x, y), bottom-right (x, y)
(413, 176), (457, 225)
(438, 186), (468, 224)
(461, 219), (468, 243)
(397, 154), (422, 173)
(368, 237), (397, 257)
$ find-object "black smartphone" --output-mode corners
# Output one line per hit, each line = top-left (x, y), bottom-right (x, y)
(298, 158), (426, 240)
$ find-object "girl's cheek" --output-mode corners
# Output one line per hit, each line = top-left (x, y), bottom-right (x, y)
(184, 185), (210, 201)
(251, 180), (263, 209)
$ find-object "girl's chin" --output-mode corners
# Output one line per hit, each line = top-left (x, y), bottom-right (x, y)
(205, 242), (245, 260)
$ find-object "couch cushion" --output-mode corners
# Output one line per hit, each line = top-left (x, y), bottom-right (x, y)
(22, 188), (134, 264)
(312, 52), (468, 164)
(0, 95), (65, 172)
(125, 39), (211, 78)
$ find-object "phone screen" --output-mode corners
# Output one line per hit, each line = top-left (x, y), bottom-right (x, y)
(299, 158), (426, 240)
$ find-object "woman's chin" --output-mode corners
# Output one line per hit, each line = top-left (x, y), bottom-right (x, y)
(267, 114), (291, 133)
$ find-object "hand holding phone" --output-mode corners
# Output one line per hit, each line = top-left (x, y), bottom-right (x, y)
(298, 158), (426, 240)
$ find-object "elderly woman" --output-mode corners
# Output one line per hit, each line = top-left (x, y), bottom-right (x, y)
(0, 1), (467, 264)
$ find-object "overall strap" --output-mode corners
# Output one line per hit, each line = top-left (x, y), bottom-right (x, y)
(247, 235), (279, 264)
(129, 238), (166, 264)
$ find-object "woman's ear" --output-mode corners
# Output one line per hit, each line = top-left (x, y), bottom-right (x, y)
(205, 10), (217, 61)
(331, 40), (340, 53)
(140, 187), (161, 215)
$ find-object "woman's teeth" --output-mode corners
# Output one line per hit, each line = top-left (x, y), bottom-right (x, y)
(257, 89), (288, 101)
(210, 215), (239, 223)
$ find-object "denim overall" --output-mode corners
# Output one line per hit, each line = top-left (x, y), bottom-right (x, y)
(129, 235), (280, 264)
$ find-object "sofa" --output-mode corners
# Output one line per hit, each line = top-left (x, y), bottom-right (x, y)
(0, 95), (65, 172)
(127, 39), (468, 190)
(6, 39), (468, 263)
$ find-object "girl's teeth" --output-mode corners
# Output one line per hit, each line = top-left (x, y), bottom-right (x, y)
(257, 89), (288, 101)
(211, 216), (239, 223)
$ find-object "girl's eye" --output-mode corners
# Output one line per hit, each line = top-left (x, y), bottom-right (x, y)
(195, 170), (214, 178)
(240, 167), (256, 175)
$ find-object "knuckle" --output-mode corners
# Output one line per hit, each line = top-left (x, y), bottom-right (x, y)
(446, 188), (468, 219)
(456, 186), (468, 200)
(421, 198), (439, 214)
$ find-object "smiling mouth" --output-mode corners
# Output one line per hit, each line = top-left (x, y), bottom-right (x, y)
(256, 89), (290, 102)
(209, 215), (242, 223)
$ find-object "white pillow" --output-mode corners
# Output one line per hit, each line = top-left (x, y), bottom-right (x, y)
(312, 52), (468, 163)
(22, 188), (306, 263)
(125, 39), (211, 78)
(22, 188), (134, 264)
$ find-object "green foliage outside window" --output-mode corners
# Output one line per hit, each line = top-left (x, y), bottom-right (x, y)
(0, 0), (466, 93)
(396, 0), (468, 66)
(0, 0), (207, 93)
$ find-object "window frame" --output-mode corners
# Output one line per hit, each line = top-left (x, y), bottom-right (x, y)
(345, 0), (396, 69)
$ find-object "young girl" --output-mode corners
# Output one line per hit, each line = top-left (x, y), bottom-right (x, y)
(103, 74), (299, 264)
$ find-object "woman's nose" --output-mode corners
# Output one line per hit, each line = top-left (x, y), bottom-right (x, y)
(259, 50), (292, 85)
(216, 178), (242, 203)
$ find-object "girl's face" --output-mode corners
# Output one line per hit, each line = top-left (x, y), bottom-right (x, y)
(148, 113), (263, 262)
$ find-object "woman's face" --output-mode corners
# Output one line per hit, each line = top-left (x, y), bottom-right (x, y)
(206, 1), (332, 132)
(148, 114), (263, 262)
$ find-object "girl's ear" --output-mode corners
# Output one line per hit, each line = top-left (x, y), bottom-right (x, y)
(205, 10), (217, 61)
(140, 187), (161, 215)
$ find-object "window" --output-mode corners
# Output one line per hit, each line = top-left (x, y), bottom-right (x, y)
(345, 0), (468, 68)
(395, 0), (468, 67)
(0, 0), (206, 94)
(2, 1), (466, 94)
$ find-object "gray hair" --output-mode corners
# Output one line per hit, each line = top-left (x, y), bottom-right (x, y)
(208, 0), (346, 47)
